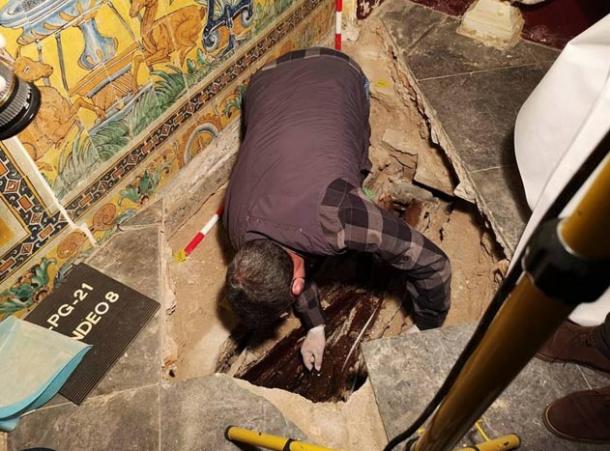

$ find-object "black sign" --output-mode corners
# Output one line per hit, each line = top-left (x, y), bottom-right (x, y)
(26, 263), (159, 404)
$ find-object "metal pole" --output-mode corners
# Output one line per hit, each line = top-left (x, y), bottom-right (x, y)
(412, 154), (610, 451)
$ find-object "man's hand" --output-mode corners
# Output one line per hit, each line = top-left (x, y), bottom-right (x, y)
(300, 325), (325, 371)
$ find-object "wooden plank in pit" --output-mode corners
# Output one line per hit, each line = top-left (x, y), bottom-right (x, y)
(26, 263), (159, 404)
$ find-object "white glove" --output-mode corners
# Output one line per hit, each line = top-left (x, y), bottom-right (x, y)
(406, 324), (421, 334)
(300, 325), (326, 371)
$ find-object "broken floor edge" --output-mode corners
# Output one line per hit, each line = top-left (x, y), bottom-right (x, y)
(7, 374), (311, 451)
(378, 16), (515, 259)
(160, 120), (241, 238)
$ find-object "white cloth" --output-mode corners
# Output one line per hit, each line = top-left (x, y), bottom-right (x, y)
(513, 14), (610, 327)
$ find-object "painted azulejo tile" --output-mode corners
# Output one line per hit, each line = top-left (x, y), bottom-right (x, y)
(0, 0), (148, 202)
(0, 224), (95, 320)
(78, 0), (335, 244)
(0, 139), (74, 316)
(0, 0), (334, 316)
(63, 0), (331, 221)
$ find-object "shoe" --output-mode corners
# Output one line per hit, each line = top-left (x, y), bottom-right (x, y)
(543, 386), (610, 443)
(536, 320), (610, 373)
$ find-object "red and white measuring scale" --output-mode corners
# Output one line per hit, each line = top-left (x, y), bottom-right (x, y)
(175, 206), (224, 261)
(335, 0), (343, 50)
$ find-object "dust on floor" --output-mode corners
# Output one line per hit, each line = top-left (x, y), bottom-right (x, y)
(165, 13), (506, 450)
(236, 379), (388, 451)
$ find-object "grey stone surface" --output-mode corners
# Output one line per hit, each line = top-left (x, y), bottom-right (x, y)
(9, 385), (160, 451)
(160, 374), (307, 451)
(417, 65), (548, 173)
(87, 226), (161, 301)
(24, 322), (161, 411)
(363, 325), (608, 450)
(380, 0), (560, 257)
(32, 227), (165, 409)
(382, 1), (446, 56)
(92, 313), (161, 397)
(578, 365), (610, 390)
(528, 42), (561, 65)
(10, 375), (309, 451)
(470, 166), (530, 254)
(406, 18), (542, 80)
(85, 226), (163, 396)
(123, 199), (164, 227)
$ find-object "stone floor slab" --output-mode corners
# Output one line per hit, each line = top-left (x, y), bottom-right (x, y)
(470, 166), (530, 255)
(123, 199), (164, 227)
(362, 325), (607, 450)
(409, 0), (473, 17)
(381, 0), (561, 257)
(8, 385), (160, 451)
(87, 226), (162, 301)
(84, 227), (163, 396)
(417, 65), (548, 173)
(405, 14), (541, 80)
(40, 314), (162, 407)
(91, 313), (161, 397)
(160, 374), (306, 450)
(382, 1), (446, 55)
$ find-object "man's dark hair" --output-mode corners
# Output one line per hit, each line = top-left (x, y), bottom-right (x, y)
(226, 239), (294, 328)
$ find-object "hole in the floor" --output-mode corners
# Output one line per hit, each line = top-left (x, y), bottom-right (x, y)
(168, 31), (505, 402)
(216, 252), (406, 403)
(202, 192), (503, 403)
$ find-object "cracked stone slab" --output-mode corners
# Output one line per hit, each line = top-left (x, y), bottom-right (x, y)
(160, 374), (307, 450)
(414, 147), (456, 196)
(416, 65), (548, 173)
(381, 1), (446, 56)
(406, 16), (541, 80)
(382, 129), (419, 156)
(8, 385), (160, 451)
(362, 324), (607, 450)
(382, 2), (558, 81)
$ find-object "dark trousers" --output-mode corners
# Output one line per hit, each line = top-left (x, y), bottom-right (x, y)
(593, 312), (610, 359)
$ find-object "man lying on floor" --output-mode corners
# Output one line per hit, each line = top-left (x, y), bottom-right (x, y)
(222, 48), (451, 371)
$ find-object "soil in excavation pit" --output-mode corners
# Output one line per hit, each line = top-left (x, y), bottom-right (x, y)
(218, 255), (413, 403)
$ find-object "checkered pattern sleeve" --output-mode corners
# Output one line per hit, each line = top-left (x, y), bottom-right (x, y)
(320, 179), (452, 329)
(293, 280), (325, 330)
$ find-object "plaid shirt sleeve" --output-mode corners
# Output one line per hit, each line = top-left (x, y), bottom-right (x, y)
(319, 178), (452, 329)
(293, 280), (325, 330)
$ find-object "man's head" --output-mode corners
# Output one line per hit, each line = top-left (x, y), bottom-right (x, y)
(226, 239), (294, 328)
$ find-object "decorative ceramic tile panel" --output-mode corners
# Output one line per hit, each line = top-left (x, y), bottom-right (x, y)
(0, 0), (335, 316)
(63, 0), (329, 221)
(0, 142), (69, 281)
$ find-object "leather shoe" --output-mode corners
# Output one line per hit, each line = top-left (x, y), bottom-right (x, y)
(544, 386), (610, 443)
(537, 320), (610, 373)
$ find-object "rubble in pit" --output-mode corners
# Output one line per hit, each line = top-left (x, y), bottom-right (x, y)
(214, 21), (505, 402)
